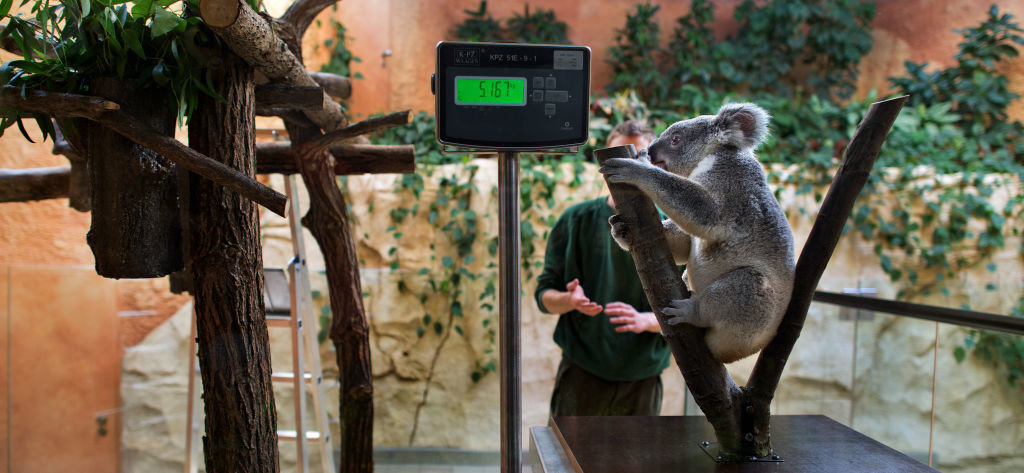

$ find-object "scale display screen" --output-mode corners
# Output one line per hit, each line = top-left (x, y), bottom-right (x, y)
(455, 77), (527, 106)
(434, 41), (591, 150)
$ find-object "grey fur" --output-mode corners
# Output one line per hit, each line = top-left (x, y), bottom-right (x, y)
(600, 103), (795, 363)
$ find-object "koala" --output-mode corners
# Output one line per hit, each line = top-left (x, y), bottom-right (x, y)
(599, 103), (795, 363)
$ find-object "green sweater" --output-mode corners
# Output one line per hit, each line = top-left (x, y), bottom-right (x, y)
(534, 197), (671, 382)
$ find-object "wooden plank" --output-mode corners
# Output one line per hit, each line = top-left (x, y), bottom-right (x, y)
(551, 415), (936, 473)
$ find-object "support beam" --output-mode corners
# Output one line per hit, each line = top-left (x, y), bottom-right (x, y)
(1, 88), (287, 216)
(255, 83), (324, 110)
(257, 143), (415, 175)
(0, 166), (69, 202)
(310, 72), (352, 99)
(2, 144), (414, 204)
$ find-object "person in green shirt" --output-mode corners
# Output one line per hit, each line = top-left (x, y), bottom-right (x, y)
(535, 120), (672, 417)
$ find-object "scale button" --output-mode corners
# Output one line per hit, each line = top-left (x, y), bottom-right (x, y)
(545, 77), (557, 89)
(545, 90), (569, 102)
(534, 77), (545, 89)
(532, 90), (544, 102)
(544, 103), (556, 116)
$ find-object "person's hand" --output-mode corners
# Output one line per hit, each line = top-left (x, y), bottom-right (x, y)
(605, 302), (660, 333)
(566, 279), (603, 316)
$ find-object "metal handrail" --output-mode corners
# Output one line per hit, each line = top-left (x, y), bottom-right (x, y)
(813, 290), (1024, 336)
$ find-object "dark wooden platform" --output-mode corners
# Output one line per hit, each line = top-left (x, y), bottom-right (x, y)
(550, 415), (936, 473)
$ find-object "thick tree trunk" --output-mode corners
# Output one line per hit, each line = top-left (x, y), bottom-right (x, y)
(83, 77), (183, 278)
(187, 48), (280, 473)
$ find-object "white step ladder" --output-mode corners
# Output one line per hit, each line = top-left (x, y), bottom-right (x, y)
(185, 175), (336, 473)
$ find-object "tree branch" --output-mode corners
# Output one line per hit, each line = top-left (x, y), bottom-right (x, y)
(595, 145), (742, 454)
(747, 95), (909, 398)
(1, 89), (287, 216)
(303, 110), (410, 153)
(280, 0), (338, 37)
(202, 0), (346, 131)
(0, 166), (69, 202)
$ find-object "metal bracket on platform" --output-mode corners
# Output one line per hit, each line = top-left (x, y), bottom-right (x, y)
(698, 441), (784, 463)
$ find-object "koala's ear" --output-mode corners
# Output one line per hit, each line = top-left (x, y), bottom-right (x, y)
(713, 103), (770, 150)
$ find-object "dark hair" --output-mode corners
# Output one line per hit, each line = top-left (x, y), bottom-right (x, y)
(606, 119), (656, 146)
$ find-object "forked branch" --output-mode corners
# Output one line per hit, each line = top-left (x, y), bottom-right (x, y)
(303, 110), (410, 153)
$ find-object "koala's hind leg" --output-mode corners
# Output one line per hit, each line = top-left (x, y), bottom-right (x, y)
(664, 266), (775, 330)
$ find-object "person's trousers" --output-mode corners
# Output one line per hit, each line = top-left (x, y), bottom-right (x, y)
(549, 359), (662, 417)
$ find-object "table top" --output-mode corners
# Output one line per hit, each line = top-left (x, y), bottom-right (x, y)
(550, 414), (936, 473)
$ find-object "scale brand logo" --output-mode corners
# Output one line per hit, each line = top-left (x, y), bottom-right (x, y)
(454, 48), (481, 66)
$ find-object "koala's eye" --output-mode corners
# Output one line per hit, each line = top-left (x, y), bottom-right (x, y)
(670, 134), (681, 146)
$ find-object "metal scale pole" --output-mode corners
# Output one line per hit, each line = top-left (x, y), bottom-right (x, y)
(498, 150), (522, 473)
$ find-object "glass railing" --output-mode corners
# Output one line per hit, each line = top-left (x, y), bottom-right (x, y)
(813, 290), (1024, 471)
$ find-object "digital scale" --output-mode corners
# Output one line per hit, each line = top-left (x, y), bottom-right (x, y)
(432, 41), (592, 473)
(433, 41), (591, 150)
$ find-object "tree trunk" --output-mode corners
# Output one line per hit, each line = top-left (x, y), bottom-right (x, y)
(290, 129), (375, 473)
(187, 48), (280, 473)
(273, 3), (376, 469)
(83, 77), (183, 278)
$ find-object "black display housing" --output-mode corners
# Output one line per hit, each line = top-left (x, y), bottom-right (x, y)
(434, 41), (591, 150)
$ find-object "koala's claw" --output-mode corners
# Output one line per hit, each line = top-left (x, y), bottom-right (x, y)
(663, 299), (695, 325)
(609, 214), (632, 250)
(599, 158), (644, 186)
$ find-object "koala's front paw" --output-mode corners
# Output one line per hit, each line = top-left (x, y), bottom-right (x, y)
(609, 214), (632, 250)
(599, 157), (648, 186)
(663, 298), (696, 326)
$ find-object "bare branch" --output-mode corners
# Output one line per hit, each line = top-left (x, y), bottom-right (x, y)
(0, 165), (69, 203)
(1, 89), (287, 216)
(203, 0), (346, 131)
(304, 110), (410, 153)
(280, 0), (337, 36)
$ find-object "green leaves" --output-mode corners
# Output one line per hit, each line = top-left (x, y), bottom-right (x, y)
(0, 0), (220, 132)
(150, 7), (182, 37)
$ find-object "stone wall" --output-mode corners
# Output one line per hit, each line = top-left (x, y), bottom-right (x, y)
(121, 160), (1023, 472)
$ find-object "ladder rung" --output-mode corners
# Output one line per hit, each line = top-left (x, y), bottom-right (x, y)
(277, 429), (324, 442)
(266, 315), (293, 327)
(272, 371), (314, 383)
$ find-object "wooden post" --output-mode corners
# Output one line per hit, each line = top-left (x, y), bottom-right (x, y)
(186, 48), (280, 473)
(82, 77), (183, 278)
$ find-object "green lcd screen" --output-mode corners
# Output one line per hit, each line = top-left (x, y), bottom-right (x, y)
(455, 76), (526, 106)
